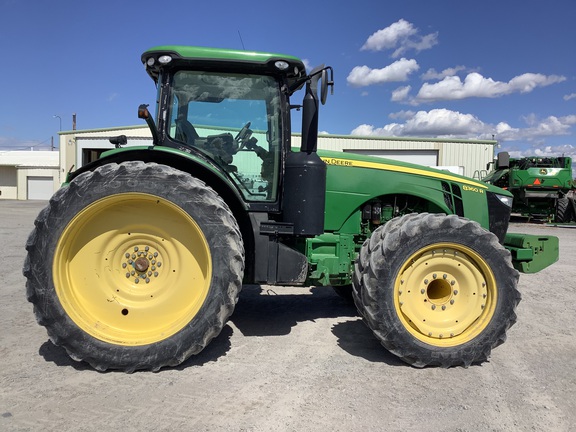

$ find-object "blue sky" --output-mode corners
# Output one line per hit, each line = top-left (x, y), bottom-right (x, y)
(1, 0), (575, 165)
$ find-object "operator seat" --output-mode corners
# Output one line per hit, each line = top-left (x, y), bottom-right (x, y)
(175, 116), (200, 146)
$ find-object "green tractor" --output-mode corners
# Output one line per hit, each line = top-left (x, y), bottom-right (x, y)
(483, 152), (576, 222)
(24, 46), (559, 372)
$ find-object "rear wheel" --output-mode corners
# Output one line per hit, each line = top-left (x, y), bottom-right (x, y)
(556, 197), (573, 223)
(353, 213), (520, 367)
(24, 161), (244, 372)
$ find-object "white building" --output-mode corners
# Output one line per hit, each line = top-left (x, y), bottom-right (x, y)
(58, 124), (496, 177)
(2, 125), (497, 200)
(0, 151), (59, 200)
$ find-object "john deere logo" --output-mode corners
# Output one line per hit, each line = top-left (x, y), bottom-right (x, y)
(540, 169), (548, 175)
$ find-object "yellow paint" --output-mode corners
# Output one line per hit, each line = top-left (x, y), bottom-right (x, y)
(393, 243), (497, 347)
(53, 193), (212, 346)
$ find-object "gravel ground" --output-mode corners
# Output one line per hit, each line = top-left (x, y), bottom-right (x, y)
(1, 200), (575, 432)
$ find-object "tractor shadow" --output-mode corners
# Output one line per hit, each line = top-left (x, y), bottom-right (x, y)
(39, 285), (402, 371)
(227, 285), (403, 366)
(229, 285), (358, 336)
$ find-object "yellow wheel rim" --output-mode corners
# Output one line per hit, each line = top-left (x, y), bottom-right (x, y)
(394, 243), (497, 347)
(53, 193), (212, 346)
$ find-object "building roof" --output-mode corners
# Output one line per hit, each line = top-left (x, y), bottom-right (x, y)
(0, 151), (59, 167)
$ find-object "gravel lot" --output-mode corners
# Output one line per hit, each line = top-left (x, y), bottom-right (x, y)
(1, 200), (575, 432)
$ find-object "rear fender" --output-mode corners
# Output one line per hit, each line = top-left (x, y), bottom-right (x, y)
(67, 146), (246, 207)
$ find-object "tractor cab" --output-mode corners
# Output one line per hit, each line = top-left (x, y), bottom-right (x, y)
(140, 46), (332, 204)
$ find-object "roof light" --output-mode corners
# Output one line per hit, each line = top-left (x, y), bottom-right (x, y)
(158, 55), (172, 65)
(146, 57), (155, 66)
(275, 60), (289, 70)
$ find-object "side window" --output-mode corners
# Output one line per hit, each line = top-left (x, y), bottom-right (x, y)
(169, 72), (282, 202)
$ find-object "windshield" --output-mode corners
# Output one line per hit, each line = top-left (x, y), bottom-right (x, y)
(169, 71), (283, 202)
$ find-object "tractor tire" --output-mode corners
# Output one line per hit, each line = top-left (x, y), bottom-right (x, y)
(556, 197), (573, 223)
(24, 161), (244, 372)
(352, 213), (520, 368)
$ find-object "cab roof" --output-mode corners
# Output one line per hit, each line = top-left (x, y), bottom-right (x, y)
(141, 45), (307, 92)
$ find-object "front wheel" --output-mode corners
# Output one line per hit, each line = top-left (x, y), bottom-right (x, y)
(24, 161), (244, 372)
(353, 213), (520, 367)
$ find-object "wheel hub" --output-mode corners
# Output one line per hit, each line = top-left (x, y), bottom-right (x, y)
(135, 257), (149, 273)
(122, 245), (163, 285)
(397, 247), (490, 341)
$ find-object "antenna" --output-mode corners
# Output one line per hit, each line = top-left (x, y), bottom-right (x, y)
(237, 30), (246, 50)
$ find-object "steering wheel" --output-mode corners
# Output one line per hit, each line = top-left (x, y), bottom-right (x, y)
(234, 122), (252, 149)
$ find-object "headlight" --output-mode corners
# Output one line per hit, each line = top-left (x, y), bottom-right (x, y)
(496, 194), (513, 207)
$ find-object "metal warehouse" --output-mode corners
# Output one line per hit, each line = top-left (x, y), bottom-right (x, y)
(0, 126), (497, 200)
(56, 124), (497, 184)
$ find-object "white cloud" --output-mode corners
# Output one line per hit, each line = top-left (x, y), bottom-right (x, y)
(351, 109), (486, 137)
(564, 93), (576, 101)
(391, 86), (411, 102)
(414, 72), (566, 103)
(361, 19), (438, 58)
(347, 58), (419, 87)
(421, 66), (467, 80)
(350, 109), (576, 144)
(361, 19), (416, 51)
(503, 144), (576, 167)
(388, 110), (416, 121)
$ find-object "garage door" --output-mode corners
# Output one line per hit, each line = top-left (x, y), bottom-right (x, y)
(27, 177), (54, 200)
(344, 149), (438, 166)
